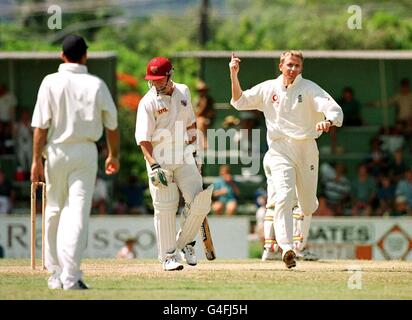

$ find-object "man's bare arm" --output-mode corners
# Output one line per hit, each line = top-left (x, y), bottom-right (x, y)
(30, 128), (47, 182)
(105, 128), (120, 175)
(140, 141), (157, 166)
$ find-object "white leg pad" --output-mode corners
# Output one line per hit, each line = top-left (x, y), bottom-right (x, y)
(151, 184), (179, 262)
(176, 184), (214, 250)
(263, 208), (276, 250)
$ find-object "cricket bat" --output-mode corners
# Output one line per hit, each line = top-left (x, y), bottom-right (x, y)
(200, 217), (216, 260)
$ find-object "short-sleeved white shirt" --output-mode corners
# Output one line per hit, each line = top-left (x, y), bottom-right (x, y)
(231, 74), (343, 148)
(31, 63), (118, 145)
(135, 82), (196, 147)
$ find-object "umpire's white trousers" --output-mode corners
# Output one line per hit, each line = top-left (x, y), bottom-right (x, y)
(263, 138), (319, 254)
(147, 161), (203, 262)
(44, 142), (97, 289)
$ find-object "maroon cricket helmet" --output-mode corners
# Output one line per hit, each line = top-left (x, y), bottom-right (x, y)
(144, 57), (173, 80)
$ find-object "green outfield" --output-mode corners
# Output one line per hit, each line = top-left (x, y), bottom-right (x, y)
(0, 259), (411, 300)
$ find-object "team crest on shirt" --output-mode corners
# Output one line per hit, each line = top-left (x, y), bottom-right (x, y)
(298, 95), (303, 103)
(272, 94), (278, 102)
(157, 107), (169, 115)
(181, 100), (187, 107)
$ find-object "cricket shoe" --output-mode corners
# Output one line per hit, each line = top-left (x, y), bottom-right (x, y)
(180, 241), (197, 266)
(163, 251), (184, 271)
(295, 248), (319, 261)
(48, 275), (63, 290)
(282, 250), (297, 269)
(64, 279), (89, 290)
(261, 248), (281, 261)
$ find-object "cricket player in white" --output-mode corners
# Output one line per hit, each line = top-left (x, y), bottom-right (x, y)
(31, 35), (120, 289)
(229, 51), (343, 268)
(135, 57), (213, 271)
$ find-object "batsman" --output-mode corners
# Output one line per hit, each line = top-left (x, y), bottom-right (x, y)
(135, 56), (214, 271)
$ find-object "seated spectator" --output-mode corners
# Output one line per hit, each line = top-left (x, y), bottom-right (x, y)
(14, 110), (33, 177)
(376, 175), (396, 216)
(337, 86), (362, 126)
(92, 174), (108, 215)
(323, 163), (351, 216)
(315, 194), (335, 217)
(0, 83), (17, 126)
(364, 137), (390, 177)
(395, 168), (412, 209)
(368, 78), (412, 150)
(351, 164), (377, 216)
(116, 237), (137, 259)
(234, 111), (261, 158)
(0, 168), (14, 214)
(386, 196), (411, 217)
(212, 165), (240, 216)
(121, 174), (147, 214)
(0, 121), (14, 155)
(388, 148), (407, 184)
(194, 80), (215, 149)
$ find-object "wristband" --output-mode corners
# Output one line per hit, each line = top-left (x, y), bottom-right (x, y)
(150, 163), (161, 170)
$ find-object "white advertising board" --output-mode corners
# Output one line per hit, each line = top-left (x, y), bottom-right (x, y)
(0, 215), (249, 259)
(309, 217), (412, 260)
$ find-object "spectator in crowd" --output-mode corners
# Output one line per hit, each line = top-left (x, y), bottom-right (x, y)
(121, 174), (147, 214)
(369, 78), (412, 126)
(376, 175), (396, 216)
(0, 121), (14, 155)
(0, 244), (4, 258)
(0, 83), (17, 126)
(14, 110), (33, 177)
(315, 194), (335, 217)
(116, 237), (137, 259)
(235, 111), (261, 158)
(369, 78), (412, 149)
(0, 168), (14, 214)
(351, 164), (377, 216)
(92, 173), (108, 215)
(386, 196), (411, 217)
(388, 148), (407, 184)
(364, 137), (390, 178)
(323, 163), (351, 216)
(194, 80), (215, 149)
(395, 168), (412, 209)
(212, 165), (240, 216)
(337, 86), (362, 126)
(222, 115), (240, 129)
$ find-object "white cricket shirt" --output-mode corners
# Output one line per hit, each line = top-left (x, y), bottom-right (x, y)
(135, 82), (196, 147)
(31, 63), (118, 144)
(231, 74), (343, 148)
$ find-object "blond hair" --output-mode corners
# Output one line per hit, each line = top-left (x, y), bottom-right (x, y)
(280, 50), (304, 64)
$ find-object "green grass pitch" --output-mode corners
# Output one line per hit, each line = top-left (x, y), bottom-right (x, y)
(0, 259), (411, 300)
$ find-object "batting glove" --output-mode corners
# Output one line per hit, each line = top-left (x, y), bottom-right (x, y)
(150, 163), (169, 187)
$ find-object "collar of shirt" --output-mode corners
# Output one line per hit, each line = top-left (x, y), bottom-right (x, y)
(58, 63), (88, 74)
(277, 73), (303, 90)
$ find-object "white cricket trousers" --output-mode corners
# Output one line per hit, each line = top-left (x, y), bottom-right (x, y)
(44, 142), (97, 289)
(147, 161), (203, 262)
(263, 138), (319, 254)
